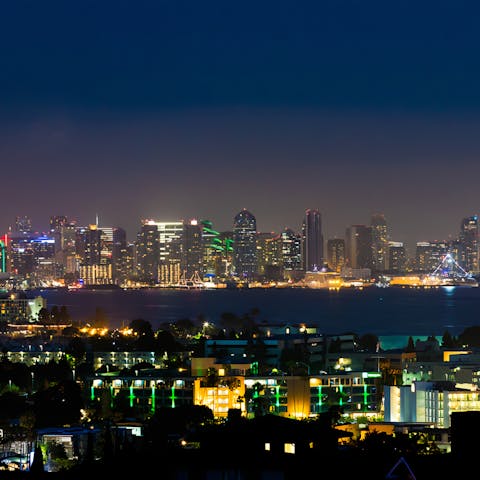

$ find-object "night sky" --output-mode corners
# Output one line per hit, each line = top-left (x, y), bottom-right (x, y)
(2, 1), (480, 255)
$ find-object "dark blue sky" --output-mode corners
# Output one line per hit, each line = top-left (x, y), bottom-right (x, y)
(2, 0), (480, 253)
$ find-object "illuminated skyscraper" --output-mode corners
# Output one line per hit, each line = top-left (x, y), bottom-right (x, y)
(233, 209), (258, 281)
(327, 238), (345, 273)
(371, 213), (389, 273)
(281, 228), (302, 275)
(459, 215), (479, 274)
(302, 209), (323, 272)
(257, 232), (282, 281)
(182, 219), (203, 279)
(14, 216), (32, 235)
(388, 241), (406, 273)
(415, 241), (448, 273)
(345, 225), (372, 269)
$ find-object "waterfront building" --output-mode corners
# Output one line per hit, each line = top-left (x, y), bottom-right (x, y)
(280, 228), (302, 280)
(345, 224), (372, 270)
(256, 232), (283, 282)
(78, 224), (113, 285)
(233, 209), (258, 281)
(182, 219), (203, 280)
(112, 227), (128, 285)
(30, 235), (57, 285)
(327, 238), (345, 273)
(371, 213), (389, 273)
(136, 220), (160, 284)
(7, 231), (35, 278)
(302, 209), (323, 272)
(415, 241), (448, 273)
(57, 220), (78, 282)
(459, 215), (479, 274)
(155, 221), (184, 285)
(388, 241), (407, 274)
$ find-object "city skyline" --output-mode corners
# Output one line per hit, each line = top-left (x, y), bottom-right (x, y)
(3, 2), (480, 254)
(5, 208), (478, 258)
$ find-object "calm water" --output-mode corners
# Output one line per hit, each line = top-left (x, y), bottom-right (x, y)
(31, 285), (480, 348)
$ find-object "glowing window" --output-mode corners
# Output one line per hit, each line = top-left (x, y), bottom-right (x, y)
(284, 443), (295, 454)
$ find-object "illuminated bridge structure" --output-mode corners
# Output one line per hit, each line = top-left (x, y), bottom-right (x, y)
(425, 253), (478, 286)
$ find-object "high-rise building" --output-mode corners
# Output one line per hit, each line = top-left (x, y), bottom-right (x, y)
(182, 219), (203, 280)
(136, 221), (160, 284)
(14, 216), (32, 235)
(345, 225), (373, 269)
(388, 241), (406, 273)
(31, 235), (57, 284)
(371, 213), (389, 273)
(201, 220), (225, 279)
(327, 238), (346, 273)
(459, 215), (479, 274)
(302, 209), (323, 272)
(415, 241), (449, 273)
(49, 216), (68, 234)
(79, 224), (113, 285)
(233, 209), (258, 281)
(281, 228), (302, 276)
(112, 227), (128, 285)
(257, 232), (282, 281)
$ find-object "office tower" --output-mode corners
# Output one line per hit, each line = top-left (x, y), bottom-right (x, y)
(79, 224), (113, 285)
(31, 235), (57, 284)
(371, 213), (389, 273)
(302, 209), (323, 272)
(136, 219), (184, 285)
(8, 232), (34, 277)
(233, 209), (258, 281)
(59, 221), (78, 281)
(136, 221), (160, 284)
(388, 241), (406, 273)
(281, 228), (302, 275)
(112, 227), (128, 285)
(0, 235), (6, 274)
(327, 238), (346, 273)
(459, 216), (479, 274)
(14, 216), (32, 235)
(345, 225), (373, 269)
(49, 215), (68, 234)
(48, 215), (69, 280)
(182, 219), (203, 280)
(218, 231), (234, 278)
(257, 232), (282, 281)
(155, 221), (183, 285)
(415, 241), (449, 273)
(201, 220), (225, 279)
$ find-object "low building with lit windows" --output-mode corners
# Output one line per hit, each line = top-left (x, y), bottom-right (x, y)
(384, 380), (480, 428)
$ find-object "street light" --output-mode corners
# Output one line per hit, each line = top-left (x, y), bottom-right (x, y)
(30, 372), (34, 393)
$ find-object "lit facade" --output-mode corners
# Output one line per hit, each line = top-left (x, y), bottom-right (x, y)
(384, 381), (480, 428)
(233, 209), (258, 281)
(459, 215), (479, 274)
(371, 213), (389, 273)
(388, 241), (406, 273)
(0, 293), (46, 326)
(302, 209), (323, 272)
(327, 238), (345, 273)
